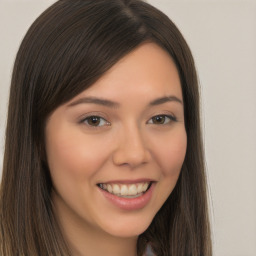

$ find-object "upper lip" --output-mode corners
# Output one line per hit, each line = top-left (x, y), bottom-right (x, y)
(97, 178), (155, 184)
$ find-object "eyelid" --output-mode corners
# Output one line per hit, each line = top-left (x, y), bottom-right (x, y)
(77, 112), (177, 128)
(79, 114), (111, 128)
(147, 114), (177, 124)
(77, 111), (108, 122)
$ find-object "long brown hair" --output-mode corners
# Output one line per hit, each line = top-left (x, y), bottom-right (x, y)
(0, 0), (212, 255)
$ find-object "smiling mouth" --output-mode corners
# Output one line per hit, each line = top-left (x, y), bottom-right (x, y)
(97, 182), (152, 198)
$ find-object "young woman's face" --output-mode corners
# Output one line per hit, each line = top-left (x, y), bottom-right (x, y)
(45, 43), (187, 239)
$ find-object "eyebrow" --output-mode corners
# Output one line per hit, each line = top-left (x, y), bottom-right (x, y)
(149, 96), (183, 106)
(67, 95), (183, 108)
(68, 97), (120, 108)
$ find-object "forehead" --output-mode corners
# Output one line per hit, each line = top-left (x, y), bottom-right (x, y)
(69, 42), (182, 103)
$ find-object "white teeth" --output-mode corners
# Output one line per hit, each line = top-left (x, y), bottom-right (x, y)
(128, 184), (137, 196)
(142, 183), (149, 191)
(137, 183), (143, 194)
(107, 184), (112, 193)
(120, 185), (129, 196)
(99, 182), (151, 197)
(112, 184), (120, 194)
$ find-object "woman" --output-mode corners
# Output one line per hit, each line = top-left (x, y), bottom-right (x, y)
(0, 0), (212, 255)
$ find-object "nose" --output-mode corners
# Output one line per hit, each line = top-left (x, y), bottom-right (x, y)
(112, 125), (150, 169)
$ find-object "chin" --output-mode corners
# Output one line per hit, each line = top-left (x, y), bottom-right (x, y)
(99, 213), (154, 238)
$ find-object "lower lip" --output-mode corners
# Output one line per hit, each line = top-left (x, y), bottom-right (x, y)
(98, 183), (155, 211)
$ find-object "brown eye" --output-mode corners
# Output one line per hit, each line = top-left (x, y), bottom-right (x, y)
(148, 115), (176, 125)
(83, 116), (109, 127)
(152, 115), (166, 124)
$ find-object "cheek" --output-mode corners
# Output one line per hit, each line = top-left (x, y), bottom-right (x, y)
(153, 127), (187, 177)
(45, 125), (110, 185)
(149, 127), (187, 213)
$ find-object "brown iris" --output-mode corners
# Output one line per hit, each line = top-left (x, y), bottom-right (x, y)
(152, 115), (167, 124)
(87, 116), (101, 126)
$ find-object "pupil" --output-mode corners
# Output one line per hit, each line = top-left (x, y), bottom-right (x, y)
(154, 116), (165, 124)
(89, 116), (100, 126)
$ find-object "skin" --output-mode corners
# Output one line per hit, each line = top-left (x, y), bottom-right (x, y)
(45, 42), (187, 256)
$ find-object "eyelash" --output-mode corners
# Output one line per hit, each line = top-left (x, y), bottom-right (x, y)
(80, 116), (110, 127)
(80, 114), (177, 128)
(147, 114), (177, 125)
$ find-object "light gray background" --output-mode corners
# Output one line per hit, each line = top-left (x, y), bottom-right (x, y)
(0, 0), (255, 255)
